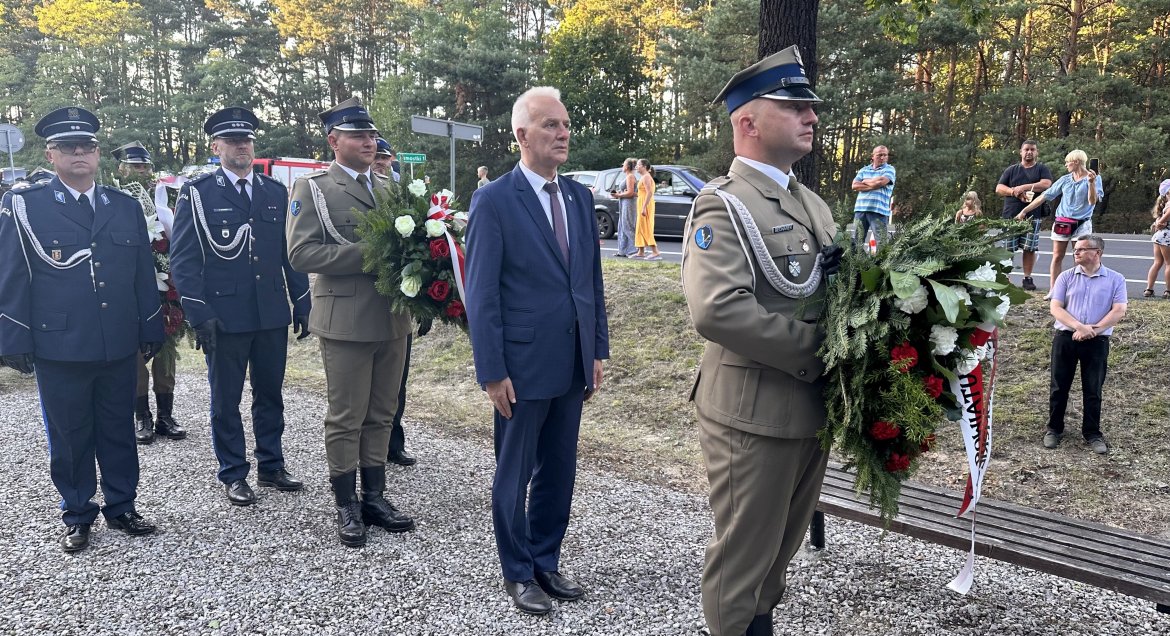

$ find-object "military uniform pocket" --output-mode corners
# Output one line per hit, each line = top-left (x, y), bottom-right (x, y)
(708, 360), (761, 422)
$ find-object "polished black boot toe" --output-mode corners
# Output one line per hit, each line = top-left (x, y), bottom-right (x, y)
(225, 479), (257, 506)
(154, 415), (186, 440)
(504, 579), (553, 615)
(387, 448), (417, 466)
(534, 570), (585, 601)
(361, 494), (415, 533)
(257, 469), (304, 492)
(60, 524), (91, 552)
(106, 511), (156, 536)
(336, 502), (367, 547)
(134, 413), (155, 445)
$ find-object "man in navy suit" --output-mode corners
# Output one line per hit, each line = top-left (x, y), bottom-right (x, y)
(465, 86), (610, 615)
(170, 107), (311, 507)
(0, 106), (164, 552)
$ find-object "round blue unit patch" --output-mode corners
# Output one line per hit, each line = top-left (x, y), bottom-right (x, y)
(290, 200), (301, 216)
(694, 224), (713, 250)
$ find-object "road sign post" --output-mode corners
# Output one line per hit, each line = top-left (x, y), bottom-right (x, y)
(410, 115), (483, 194)
(0, 124), (25, 184)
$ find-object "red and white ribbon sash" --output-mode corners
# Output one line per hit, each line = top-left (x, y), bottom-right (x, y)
(427, 207), (467, 302)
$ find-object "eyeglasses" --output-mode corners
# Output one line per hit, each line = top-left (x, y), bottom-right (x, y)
(1072, 247), (1101, 253)
(49, 141), (99, 155)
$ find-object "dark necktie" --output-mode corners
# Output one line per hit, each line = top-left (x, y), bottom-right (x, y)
(236, 178), (250, 207)
(356, 173), (370, 194)
(77, 193), (91, 213)
(543, 181), (570, 263)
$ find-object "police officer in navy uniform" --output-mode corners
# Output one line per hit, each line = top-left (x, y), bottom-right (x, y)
(373, 137), (401, 183)
(113, 141), (187, 444)
(169, 107), (312, 507)
(0, 106), (164, 552)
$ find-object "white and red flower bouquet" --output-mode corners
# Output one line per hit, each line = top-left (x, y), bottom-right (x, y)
(359, 179), (468, 329)
(818, 216), (1029, 522)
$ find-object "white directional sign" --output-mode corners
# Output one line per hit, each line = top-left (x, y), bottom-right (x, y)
(410, 115), (484, 192)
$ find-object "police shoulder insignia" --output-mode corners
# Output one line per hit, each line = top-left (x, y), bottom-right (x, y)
(290, 200), (301, 216)
(100, 193), (110, 206)
(54, 190), (66, 204)
(694, 224), (714, 250)
(215, 175), (226, 187)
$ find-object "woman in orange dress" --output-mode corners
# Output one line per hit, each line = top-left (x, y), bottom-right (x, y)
(633, 159), (662, 260)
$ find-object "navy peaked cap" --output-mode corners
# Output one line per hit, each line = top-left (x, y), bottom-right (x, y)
(35, 106), (100, 142)
(319, 97), (378, 134)
(204, 107), (259, 138)
(112, 141), (152, 164)
(375, 137), (394, 156)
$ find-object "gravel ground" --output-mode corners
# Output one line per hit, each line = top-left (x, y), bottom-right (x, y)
(0, 370), (1166, 635)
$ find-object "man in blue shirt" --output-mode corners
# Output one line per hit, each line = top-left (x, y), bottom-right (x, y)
(851, 145), (895, 249)
(1044, 235), (1126, 455)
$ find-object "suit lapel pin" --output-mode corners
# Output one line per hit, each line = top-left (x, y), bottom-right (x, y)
(54, 191), (66, 204)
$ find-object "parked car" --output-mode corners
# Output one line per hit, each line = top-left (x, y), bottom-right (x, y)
(563, 170), (600, 192)
(585, 165), (713, 239)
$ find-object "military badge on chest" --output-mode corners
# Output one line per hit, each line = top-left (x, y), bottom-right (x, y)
(51, 249), (62, 261)
(787, 256), (801, 278)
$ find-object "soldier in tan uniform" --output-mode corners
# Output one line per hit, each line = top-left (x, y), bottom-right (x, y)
(285, 97), (415, 547)
(681, 47), (843, 636)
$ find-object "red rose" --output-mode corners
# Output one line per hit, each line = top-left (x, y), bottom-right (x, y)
(884, 453), (912, 473)
(152, 238), (169, 253)
(427, 280), (450, 302)
(923, 375), (944, 399)
(870, 420), (901, 441)
(445, 300), (465, 318)
(919, 434), (936, 453)
(429, 239), (450, 260)
(890, 341), (918, 372)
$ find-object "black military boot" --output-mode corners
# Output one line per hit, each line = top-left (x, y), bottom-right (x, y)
(330, 471), (366, 547)
(359, 465), (416, 533)
(744, 613), (774, 636)
(134, 395), (154, 445)
(153, 392), (186, 440)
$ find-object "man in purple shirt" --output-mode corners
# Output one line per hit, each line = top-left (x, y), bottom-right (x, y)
(1045, 235), (1127, 454)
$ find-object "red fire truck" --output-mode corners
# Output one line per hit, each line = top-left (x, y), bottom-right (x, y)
(252, 157), (331, 187)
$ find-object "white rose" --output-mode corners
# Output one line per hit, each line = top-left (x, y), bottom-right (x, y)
(400, 276), (422, 297)
(894, 284), (929, 314)
(154, 270), (169, 292)
(453, 211), (468, 222)
(407, 179), (427, 197)
(999, 258), (1014, 268)
(930, 324), (959, 356)
(955, 349), (980, 375)
(965, 262), (997, 283)
(950, 285), (973, 306)
(394, 215), (416, 237)
(994, 295), (1012, 320)
(424, 219), (445, 237)
(436, 188), (455, 202)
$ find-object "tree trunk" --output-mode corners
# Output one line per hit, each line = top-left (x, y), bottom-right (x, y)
(760, 0), (820, 190)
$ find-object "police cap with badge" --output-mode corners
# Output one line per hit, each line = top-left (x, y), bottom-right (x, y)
(713, 45), (822, 114)
(375, 137), (394, 156)
(204, 107), (260, 139)
(319, 97), (378, 134)
(35, 106), (100, 143)
(112, 141), (152, 165)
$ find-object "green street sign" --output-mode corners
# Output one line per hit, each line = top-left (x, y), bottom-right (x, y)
(397, 152), (426, 164)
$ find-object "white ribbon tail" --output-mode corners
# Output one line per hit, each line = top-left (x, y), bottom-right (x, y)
(446, 230), (465, 303)
(946, 512), (977, 595)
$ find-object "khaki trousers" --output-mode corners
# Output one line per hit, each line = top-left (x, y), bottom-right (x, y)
(698, 414), (828, 636)
(135, 350), (175, 396)
(319, 335), (408, 477)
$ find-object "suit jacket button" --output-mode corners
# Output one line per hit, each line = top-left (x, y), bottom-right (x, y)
(215, 291), (220, 296)
(52, 239), (59, 245)
(255, 275), (261, 280)
(568, 327), (574, 334)
(98, 281), (105, 288)
(253, 256), (259, 262)
(41, 324), (47, 328)
(91, 242), (97, 248)
(93, 261), (101, 268)
(249, 218), (254, 223)
(101, 303), (108, 309)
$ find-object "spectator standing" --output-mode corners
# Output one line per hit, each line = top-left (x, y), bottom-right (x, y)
(1044, 235), (1126, 455)
(954, 191), (982, 224)
(611, 158), (637, 257)
(1143, 179), (1170, 298)
(851, 145), (895, 248)
(681, 47), (842, 636)
(374, 138), (400, 183)
(994, 139), (1053, 291)
(0, 107), (164, 552)
(477, 166), (490, 189)
(1017, 149), (1102, 298)
(633, 159), (662, 260)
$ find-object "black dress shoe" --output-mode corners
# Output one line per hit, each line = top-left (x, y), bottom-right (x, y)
(257, 469), (304, 492)
(534, 570), (585, 601)
(134, 413), (155, 445)
(504, 579), (553, 615)
(387, 448), (416, 466)
(225, 479), (257, 506)
(60, 524), (91, 552)
(106, 511), (156, 536)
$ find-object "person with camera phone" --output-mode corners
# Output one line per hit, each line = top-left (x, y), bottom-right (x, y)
(1017, 149), (1102, 298)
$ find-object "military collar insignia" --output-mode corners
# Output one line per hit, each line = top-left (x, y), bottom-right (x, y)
(694, 224), (713, 250)
(216, 174), (226, 187)
(54, 190), (66, 204)
(100, 192), (110, 206)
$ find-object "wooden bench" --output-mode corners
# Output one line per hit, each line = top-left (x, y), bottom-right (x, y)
(810, 464), (1170, 614)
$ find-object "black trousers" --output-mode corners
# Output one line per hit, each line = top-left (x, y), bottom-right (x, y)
(1047, 330), (1110, 440)
(388, 334), (412, 454)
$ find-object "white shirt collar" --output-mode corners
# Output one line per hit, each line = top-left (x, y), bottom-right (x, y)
(61, 181), (96, 207)
(221, 166), (252, 186)
(737, 156), (793, 191)
(335, 162), (372, 185)
(517, 160), (560, 194)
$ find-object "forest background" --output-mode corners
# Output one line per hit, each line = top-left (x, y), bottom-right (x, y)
(0, 0), (1168, 230)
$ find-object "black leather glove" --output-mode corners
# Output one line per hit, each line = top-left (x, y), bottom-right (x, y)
(140, 342), (164, 362)
(292, 314), (311, 341)
(820, 244), (845, 276)
(194, 318), (222, 355)
(1, 353), (34, 374)
(416, 318), (433, 338)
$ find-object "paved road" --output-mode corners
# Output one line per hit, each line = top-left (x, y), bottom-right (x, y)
(602, 232), (1162, 299)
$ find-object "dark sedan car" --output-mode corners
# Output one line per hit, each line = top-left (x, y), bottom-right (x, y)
(571, 165), (713, 239)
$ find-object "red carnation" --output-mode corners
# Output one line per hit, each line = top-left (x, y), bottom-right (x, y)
(884, 453), (912, 473)
(429, 239), (450, 260)
(445, 299), (465, 318)
(923, 375), (944, 399)
(165, 287), (179, 302)
(427, 280), (450, 302)
(919, 434), (937, 453)
(870, 420), (901, 441)
(890, 341), (918, 372)
(152, 238), (169, 253)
